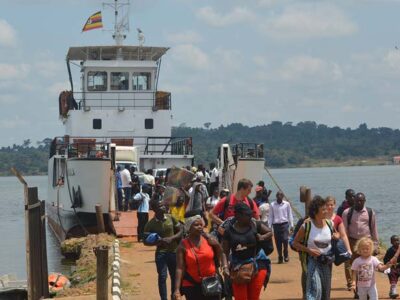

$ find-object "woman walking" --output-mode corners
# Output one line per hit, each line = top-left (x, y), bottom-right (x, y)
(222, 203), (273, 300)
(325, 196), (352, 255)
(293, 196), (334, 300)
(173, 213), (224, 300)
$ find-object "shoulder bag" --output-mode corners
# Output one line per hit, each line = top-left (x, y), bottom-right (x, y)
(188, 241), (222, 297)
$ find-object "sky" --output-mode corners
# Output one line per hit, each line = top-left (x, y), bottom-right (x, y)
(1, 0), (400, 146)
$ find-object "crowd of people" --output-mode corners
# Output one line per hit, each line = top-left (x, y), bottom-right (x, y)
(116, 164), (399, 300)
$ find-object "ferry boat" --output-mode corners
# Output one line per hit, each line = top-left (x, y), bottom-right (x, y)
(46, 2), (194, 241)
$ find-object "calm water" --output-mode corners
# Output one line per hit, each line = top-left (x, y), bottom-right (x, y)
(0, 165), (399, 278)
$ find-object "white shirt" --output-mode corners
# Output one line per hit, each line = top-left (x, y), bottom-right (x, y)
(120, 169), (131, 188)
(259, 203), (270, 223)
(210, 168), (219, 183)
(134, 192), (150, 213)
(268, 200), (294, 228)
(306, 221), (332, 255)
(143, 174), (155, 185)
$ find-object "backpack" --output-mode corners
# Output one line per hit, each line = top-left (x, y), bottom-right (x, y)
(220, 194), (255, 220)
(299, 219), (333, 272)
(347, 207), (373, 234)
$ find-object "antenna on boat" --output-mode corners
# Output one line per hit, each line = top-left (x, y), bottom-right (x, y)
(104, 0), (130, 45)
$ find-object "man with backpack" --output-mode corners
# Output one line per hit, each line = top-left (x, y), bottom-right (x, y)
(209, 178), (260, 226)
(342, 192), (379, 294)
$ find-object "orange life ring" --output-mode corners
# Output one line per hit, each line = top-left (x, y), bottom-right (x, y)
(48, 273), (70, 292)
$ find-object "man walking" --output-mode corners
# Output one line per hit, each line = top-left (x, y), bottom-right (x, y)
(337, 189), (355, 217)
(210, 178), (260, 225)
(209, 162), (219, 195)
(144, 200), (183, 300)
(120, 164), (132, 211)
(343, 192), (379, 293)
(268, 191), (294, 264)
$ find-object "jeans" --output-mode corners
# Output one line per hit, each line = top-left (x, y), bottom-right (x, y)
(117, 188), (123, 211)
(123, 187), (131, 211)
(137, 212), (149, 241)
(306, 257), (332, 300)
(155, 251), (176, 300)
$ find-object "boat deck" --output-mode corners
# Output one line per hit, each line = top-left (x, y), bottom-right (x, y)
(109, 211), (154, 237)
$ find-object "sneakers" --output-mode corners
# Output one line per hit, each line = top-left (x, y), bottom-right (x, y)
(284, 257), (290, 262)
(278, 257), (283, 264)
(390, 286), (399, 299)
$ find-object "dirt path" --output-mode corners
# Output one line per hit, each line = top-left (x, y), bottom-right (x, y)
(119, 238), (393, 300)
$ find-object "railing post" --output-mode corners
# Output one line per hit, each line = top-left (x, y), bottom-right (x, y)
(95, 204), (106, 233)
(95, 246), (109, 300)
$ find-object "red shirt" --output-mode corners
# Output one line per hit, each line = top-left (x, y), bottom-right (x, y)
(182, 236), (216, 287)
(212, 194), (260, 220)
(332, 214), (343, 231)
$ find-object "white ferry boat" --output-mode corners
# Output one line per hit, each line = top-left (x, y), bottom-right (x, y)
(46, 3), (193, 241)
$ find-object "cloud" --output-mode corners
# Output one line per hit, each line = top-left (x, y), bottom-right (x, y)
(165, 30), (202, 44)
(0, 94), (18, 104)
(170, 44), (209, 70)
(383, 50), (400, 70)
(0, 63), (30, 80)
(342, 104), (356, 113)
(0, 19), (17, 47)
(214, 48), (242, 70)
(0, 116), (28, 129)
(261, 3), (358, 39)
(47, 81), (70, 96)
(196, 6), (256, 27)
(278, 55), (342, 82)
(34, 61), (64, 78)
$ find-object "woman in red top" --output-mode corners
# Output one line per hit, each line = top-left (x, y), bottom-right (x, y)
(326, 196), (352, 255)
(173, 213), (225, 300)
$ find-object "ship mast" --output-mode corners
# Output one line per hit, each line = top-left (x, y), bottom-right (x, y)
(104, 0), (130, 45)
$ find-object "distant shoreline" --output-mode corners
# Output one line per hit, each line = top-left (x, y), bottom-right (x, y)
(1, 157), (395, 177)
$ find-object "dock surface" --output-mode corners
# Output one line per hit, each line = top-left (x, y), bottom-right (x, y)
(118, 237), (393, 299)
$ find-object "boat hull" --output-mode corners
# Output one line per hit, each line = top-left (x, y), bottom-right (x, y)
(46, 201), (111, 242)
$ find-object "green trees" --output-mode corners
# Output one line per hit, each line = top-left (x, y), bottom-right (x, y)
(0, 122), (399, 175)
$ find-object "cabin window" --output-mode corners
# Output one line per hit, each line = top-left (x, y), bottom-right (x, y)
(132, 72), (151, 90)
(111, 72), (129, 90)
(87, 71), (107, 91)
(145, 118), (154, 129)
(93, 119), (102, 129)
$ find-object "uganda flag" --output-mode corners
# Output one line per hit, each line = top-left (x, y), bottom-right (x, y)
(82, 11), (103, 32)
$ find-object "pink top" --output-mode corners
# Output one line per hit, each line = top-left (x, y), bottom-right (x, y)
(351, 256), (382, 288)
(342, 207), (378, 244)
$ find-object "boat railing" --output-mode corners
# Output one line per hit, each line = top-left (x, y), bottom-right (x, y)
(231, 143), (264, 160)
(50, 136), (193, 158)
(50, 138), (110, 159)
(69, 91), (171, 110)
(143, 137), (193, 155)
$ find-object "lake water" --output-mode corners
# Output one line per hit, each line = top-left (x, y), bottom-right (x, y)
(0, 165), (399, 278)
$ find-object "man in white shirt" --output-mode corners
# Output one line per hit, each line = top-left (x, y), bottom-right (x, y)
(209, 163), (219, 195)
(120, 164), (132, 211)
(269, 191), (294, 263)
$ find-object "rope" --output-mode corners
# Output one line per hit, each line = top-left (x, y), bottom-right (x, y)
(263, 166), (302, 219)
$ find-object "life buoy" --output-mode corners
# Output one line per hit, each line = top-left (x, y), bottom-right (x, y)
(59, 91), (70, 117)
(48, 273), (70, 292)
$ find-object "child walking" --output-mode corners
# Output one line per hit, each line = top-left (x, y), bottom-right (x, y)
(351, 237), (390, 300)
(384, 235), (400, 299)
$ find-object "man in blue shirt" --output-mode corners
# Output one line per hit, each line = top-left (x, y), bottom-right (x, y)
(115, 166), (123, 211)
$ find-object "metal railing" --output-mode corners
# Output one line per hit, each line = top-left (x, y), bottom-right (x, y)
(67, 91), (171, 110)
(231, 143), (264, 159)
(143, 137), (193, 155)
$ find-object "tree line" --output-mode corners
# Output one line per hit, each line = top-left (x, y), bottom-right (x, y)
(0, 122), (399, 175)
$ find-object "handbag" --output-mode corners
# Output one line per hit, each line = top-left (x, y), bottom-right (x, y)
(333, 238), (351, 266)
(230, 261), (257, 284)
(188, 242), (223, 297)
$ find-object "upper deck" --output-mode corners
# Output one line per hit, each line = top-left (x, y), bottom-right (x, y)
(67, 46), (169, 61)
